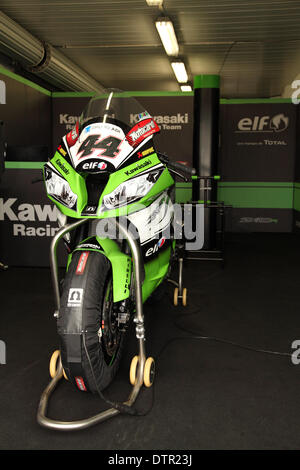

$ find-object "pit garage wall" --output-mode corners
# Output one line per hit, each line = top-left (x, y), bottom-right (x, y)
(218, 99), (297, 232)
(52, 93), (298, 233)
(0, 66), (52, 160)
(0, 68), (61, 267)
(0, 64), (299, 266)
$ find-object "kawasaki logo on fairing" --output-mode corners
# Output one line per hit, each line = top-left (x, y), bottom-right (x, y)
(55, 158), (69, 175)
(124, 159), (152, 176)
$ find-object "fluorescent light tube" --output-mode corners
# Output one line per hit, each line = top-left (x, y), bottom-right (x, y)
(171, 61), (188, 83)
(155, 18), (179, 56)
(181, 85), (192, 92)
(146, 0), (163, 5)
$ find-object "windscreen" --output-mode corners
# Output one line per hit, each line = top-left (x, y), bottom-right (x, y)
(79, 91), (147, 133)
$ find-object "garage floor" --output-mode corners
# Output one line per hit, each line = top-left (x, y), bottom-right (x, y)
(1, 233), (300, 450)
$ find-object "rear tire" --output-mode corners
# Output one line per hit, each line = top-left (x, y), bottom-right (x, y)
(57, 250), (126, 393)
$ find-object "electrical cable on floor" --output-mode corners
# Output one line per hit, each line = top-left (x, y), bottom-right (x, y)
(83, 272), (292, 418)
(82, 333), (139, 416)
(172, 310), (292, 358)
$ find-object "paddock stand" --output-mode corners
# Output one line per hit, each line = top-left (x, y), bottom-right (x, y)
(167, 189), (229, 307)
(37, 218), (153, 431)
(167, 241), (187, 307)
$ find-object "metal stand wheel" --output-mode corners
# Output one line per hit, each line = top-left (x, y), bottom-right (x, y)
(170, 250), (188, 307)
(49, 350), (68, 380)
(129, 355), (139, 386)
(143, 357), (155, 388)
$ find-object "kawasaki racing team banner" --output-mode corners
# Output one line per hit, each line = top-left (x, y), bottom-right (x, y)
(0, 168), (66, 267)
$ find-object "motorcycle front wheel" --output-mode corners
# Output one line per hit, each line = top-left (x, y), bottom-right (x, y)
(57, 250), (126, 393)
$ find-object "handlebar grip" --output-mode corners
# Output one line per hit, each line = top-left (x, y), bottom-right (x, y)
(168, 160), (196, 176)
(157, 152), (196, 175)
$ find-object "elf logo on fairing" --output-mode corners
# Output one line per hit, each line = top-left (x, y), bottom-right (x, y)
(237, 114), (289, 132)
(145, 237), (166, 257)
(82, 161), (107, 170)
(0, 80), (6, 104)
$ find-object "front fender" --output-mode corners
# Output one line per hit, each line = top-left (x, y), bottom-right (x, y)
(73, 237), (132, 303)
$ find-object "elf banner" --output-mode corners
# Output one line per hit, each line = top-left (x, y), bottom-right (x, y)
(219, 102), (297, 232)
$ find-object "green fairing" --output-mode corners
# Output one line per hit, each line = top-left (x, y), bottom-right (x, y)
(45, 150), (174, 303)
(46, 152), (88, 216)
(142, 247), (171, 302)
(45, 152), (174, 219)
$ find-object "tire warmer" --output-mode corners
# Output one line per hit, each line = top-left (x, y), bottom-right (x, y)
(57, 249), (93, 392)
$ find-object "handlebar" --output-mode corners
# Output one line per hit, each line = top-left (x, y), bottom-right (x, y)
(157, 152), (196, 176)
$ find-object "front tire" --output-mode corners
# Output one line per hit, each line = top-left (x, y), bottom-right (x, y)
(57, 250), (126, 393)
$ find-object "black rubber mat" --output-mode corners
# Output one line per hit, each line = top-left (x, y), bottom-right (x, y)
(1, 233), (300, 450)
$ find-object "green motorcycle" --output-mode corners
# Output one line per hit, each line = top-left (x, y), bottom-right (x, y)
(38, 91), (194, 430)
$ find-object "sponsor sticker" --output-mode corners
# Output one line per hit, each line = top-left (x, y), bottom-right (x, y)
(126, 118), (160, 147)
(137, 146), (154, 159)
(57, 145), (67, 157)
(67, 288), (83, 307)
(75, 376), (87, 391)
(76, 252), (89, 275)
(81, 160), (107, 171)
(76, 242), (101, 250)
(55, 158), (69, 175)
(66, 121), (79, 147)
(145, 236), (166, 257)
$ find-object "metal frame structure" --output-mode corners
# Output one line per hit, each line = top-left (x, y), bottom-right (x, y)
(37, 218), (147, 431)
(187, 175), (231, 264)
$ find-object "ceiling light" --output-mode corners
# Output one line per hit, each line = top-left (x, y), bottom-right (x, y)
(171, 61), (188, 83)
(155, 18), (179, 56)
(181, 85), (192, 92)
(146, 0), (163, 6)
